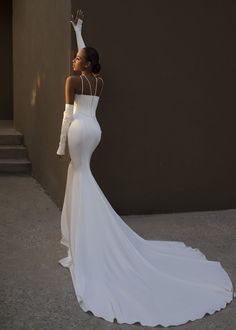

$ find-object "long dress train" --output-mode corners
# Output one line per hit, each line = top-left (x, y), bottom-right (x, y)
(57, 16), (235, 327)
(58, 86), (235, 327)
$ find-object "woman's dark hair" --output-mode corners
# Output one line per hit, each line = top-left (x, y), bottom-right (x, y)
(84, 46), (101, 74)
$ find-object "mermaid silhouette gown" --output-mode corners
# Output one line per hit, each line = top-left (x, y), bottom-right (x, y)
(56, 19), (235, 327)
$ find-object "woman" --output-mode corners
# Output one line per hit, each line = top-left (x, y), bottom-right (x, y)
(56, 9), (235, 327)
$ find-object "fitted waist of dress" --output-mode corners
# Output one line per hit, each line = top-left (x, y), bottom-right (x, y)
(73, 109), (97, 118)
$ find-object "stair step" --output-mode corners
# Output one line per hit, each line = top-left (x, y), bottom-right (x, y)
(0, 144), (28, 158)
(0, 158), (31, 173)
(0, 128), (23, 145)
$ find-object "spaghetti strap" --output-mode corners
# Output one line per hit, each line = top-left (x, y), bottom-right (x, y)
(97, 77), (104, 96)
(83, 75), (93, 96)
(97, 76), (104, 84)
(94, 77), (98, 96)
(80, 75), (84, 95)
(80, 74), (103, 97)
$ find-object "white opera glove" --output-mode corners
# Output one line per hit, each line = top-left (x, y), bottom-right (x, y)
(56, 104), (74, 155)
(70, 18), (85, 50)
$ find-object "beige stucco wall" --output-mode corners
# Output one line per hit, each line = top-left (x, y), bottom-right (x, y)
(13, 0), (236, 214)
(13, 0), (72, 207)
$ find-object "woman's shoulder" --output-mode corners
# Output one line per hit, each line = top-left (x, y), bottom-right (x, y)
(65, 75), (83, 91)
(66, 75), (80, 84)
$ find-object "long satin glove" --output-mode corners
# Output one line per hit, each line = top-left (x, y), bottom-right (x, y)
(56, 104), (74, 155)
(70, 18), (85, 50)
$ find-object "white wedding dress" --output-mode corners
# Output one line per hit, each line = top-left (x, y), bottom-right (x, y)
(57, 19), (235, 327)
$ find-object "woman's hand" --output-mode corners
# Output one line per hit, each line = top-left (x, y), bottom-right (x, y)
(70, 9), (86, 51)
(70, 9), (85, 30)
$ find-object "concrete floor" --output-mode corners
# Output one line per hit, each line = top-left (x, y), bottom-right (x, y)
(0, 174), (235, 330)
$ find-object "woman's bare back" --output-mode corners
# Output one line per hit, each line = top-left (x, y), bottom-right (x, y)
(74, 74), (104, 97)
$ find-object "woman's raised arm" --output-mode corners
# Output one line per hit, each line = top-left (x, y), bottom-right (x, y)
(70, 9), (85, 51)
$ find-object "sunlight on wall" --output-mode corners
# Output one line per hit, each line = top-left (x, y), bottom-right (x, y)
(30, 71), (46, 106)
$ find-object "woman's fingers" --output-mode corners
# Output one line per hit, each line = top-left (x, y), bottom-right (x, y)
(76, 9), (84, 22)
(71, 13), (76, 26)
(75, 10), (78, 23)
(75, 9), (80, 23)
(71, 9), (84, 25)
(80, 9), (84, 20)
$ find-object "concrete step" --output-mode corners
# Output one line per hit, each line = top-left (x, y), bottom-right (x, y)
(0, 128), (23, 145)
(0, 145), (28, 159)
(0, 158), (32, 173)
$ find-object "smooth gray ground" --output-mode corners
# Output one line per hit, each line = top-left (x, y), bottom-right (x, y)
(0, 174), (235, 330)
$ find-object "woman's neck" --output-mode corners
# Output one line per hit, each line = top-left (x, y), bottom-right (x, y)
(81, 70), (94, 77)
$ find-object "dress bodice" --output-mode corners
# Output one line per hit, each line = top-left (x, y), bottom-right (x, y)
(74, 94), (100, 118)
